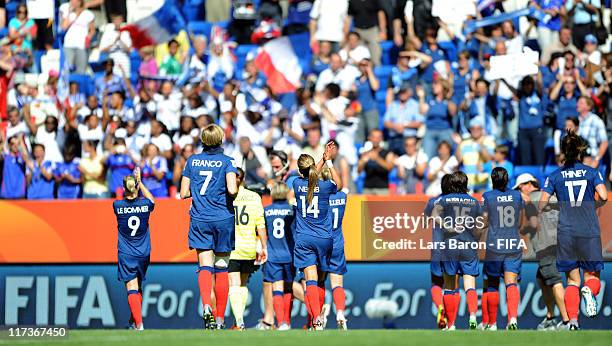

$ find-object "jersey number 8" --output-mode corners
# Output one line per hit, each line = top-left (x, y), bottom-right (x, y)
(272, 218), (285, 238)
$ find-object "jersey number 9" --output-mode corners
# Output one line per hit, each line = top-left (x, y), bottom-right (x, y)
(127, 215), (140, 236)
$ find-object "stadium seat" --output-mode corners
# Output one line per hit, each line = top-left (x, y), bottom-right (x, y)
(379, 41), (394, 66)
(5, 2), (18, 22)
(438, 41), (458, 63)
(183, 0), (206, 22)
(68, 74), (94, 97)
(235, 44), (257, 72)
(188, 21), (213, 38)
(513, 165), (544, 185)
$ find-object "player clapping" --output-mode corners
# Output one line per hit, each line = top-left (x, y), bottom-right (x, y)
(113, 167), (155, 330)
(292, 142), (343, 330)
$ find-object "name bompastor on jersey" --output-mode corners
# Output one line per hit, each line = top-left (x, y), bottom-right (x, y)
(191, 159), (223, 168)
(265, 208), (293, 217)
(115, 205), (150, 214)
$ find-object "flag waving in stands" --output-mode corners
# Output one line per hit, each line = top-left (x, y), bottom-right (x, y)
(121, 1), (186, 49)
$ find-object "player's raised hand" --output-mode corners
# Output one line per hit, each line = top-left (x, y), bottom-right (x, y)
(134, 167), (141, 183)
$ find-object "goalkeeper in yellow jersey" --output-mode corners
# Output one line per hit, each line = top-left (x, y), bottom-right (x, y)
(228, 168), (268, 330)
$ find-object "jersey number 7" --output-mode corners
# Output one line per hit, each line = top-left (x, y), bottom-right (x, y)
(199, 170), (213, 195)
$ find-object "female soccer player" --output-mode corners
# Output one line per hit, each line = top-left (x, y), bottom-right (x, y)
(538, 131), (608, 330)
(180, 124), (238, 329)
(481, 167), (525, 330)
(424, 174), (454, 329)
(228, 168), (267, 330)
(113, 167), (155, 330)
(292, 142), (342, 330)
(263, 182), (296, 330)
(321, 168), (349, 330)
(434, 171), (483, 330)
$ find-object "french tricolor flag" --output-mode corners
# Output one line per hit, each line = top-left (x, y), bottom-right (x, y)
(255, 33), (311, 94)
(121, 1), (186, 49)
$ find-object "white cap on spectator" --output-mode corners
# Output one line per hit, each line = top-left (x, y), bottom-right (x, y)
(246, 50), (257, 62)
(221, 101), (233, 113)
(513, 173), (538, 189)
(115, 128), (127, 139)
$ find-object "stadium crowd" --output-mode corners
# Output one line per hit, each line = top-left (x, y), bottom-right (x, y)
(0, 0), (612, 200)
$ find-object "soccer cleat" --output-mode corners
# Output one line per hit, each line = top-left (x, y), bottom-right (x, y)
(321, 303), (331, 329)
(254, 319), (273, 330)
(556, 321), (570, 331)
(436, 305), (447, 329)
(476, 322), (486, 331)
(506, 318), (518, 330)
(231, 324), (245, 331)
(444, 324), (456, 331)
(215, 322), (226, 330)
(537, 317), (558, 331)
(277, 323), (291, 331)
(568, 322), (580, 331)
(127, 322), (137, 330)
(136, 324), (144, 331)
(336, 310), (348, 330)
(581, 286), (598, 318)
(313, 316), (325, 331)
(203, 306), (216, 330)
(468, 315), (477, 330)
(485, 324), (497, 331)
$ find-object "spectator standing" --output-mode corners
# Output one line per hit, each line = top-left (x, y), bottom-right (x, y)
(95, 59), (128, 101)
(564, 0), (601, 50)
(25, 143), (55, 200)
(357, 129), (395, 195)
(8, 3), (37, 65)
(540, 27), (580, 65)
(383, 83), (423, 154)
(309, 0), (349, 50)
(105, 137), (136, 196)
(348, 0), (387, 66)
(27, 0), (55, 51)
(140, 143), (168, 197)
(354, 58), (380, 144)
(455, 118), (496, 193)
(79, 140), (109, 199)
(159, 39), (185, 77)
(0, 134), (28, 199)
(99, 12), (132, 78)
(576, 96), (608, 167)
(503, 75), (547, 166)
(385, 50), (431, 106)
(549, 72), (588, 154)
(531, 0), (564, 51)
(54, 144), (82, 199)
(460, 78), (498, 138)
(419, 80), (457, 160)
(424, 140), (458, 196)
(59, 0), (95, 74)
(395, 136), (427, 194)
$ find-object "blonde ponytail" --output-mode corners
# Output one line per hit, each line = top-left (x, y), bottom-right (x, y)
(297, 154), (318, 206)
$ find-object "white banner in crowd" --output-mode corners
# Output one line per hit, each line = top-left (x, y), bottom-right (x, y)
(488, 48), (540, 80)
(431, 0), (476, 24)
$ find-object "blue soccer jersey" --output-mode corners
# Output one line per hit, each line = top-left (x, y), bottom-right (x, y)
(329, 191), (347, 245)
(483, 189), (524, 254)
(106, 154), (135, 193)
(1, 152), (26, 199)
(293, 178), (338, 239)
(438, 193), (482, 242)
(27, 161), (55, 200)
(113, 198), (155, 257)
(182, 147), (238, 222)
(54, 159), (81, 199)
(264, 201), (295, 263)
(543, 162), (605, 237)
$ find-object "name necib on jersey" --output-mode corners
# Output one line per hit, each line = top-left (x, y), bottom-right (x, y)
(297, 185), (320, 193)
(115, 205), (150, 214)
(191, 159), (223, 168)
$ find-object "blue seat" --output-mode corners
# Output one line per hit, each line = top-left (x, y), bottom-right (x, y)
(379, 41), (394, 66)
(514, 165), (544, 185)
(5, 2), (18, 22)
(68, 74), (94, 97)
(438, 41), (458, 63)
(235, 44), (257, 72)
(188, 21), (213, 38)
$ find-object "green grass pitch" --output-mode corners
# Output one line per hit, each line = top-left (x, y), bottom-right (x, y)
(2, 330), (612, 346)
